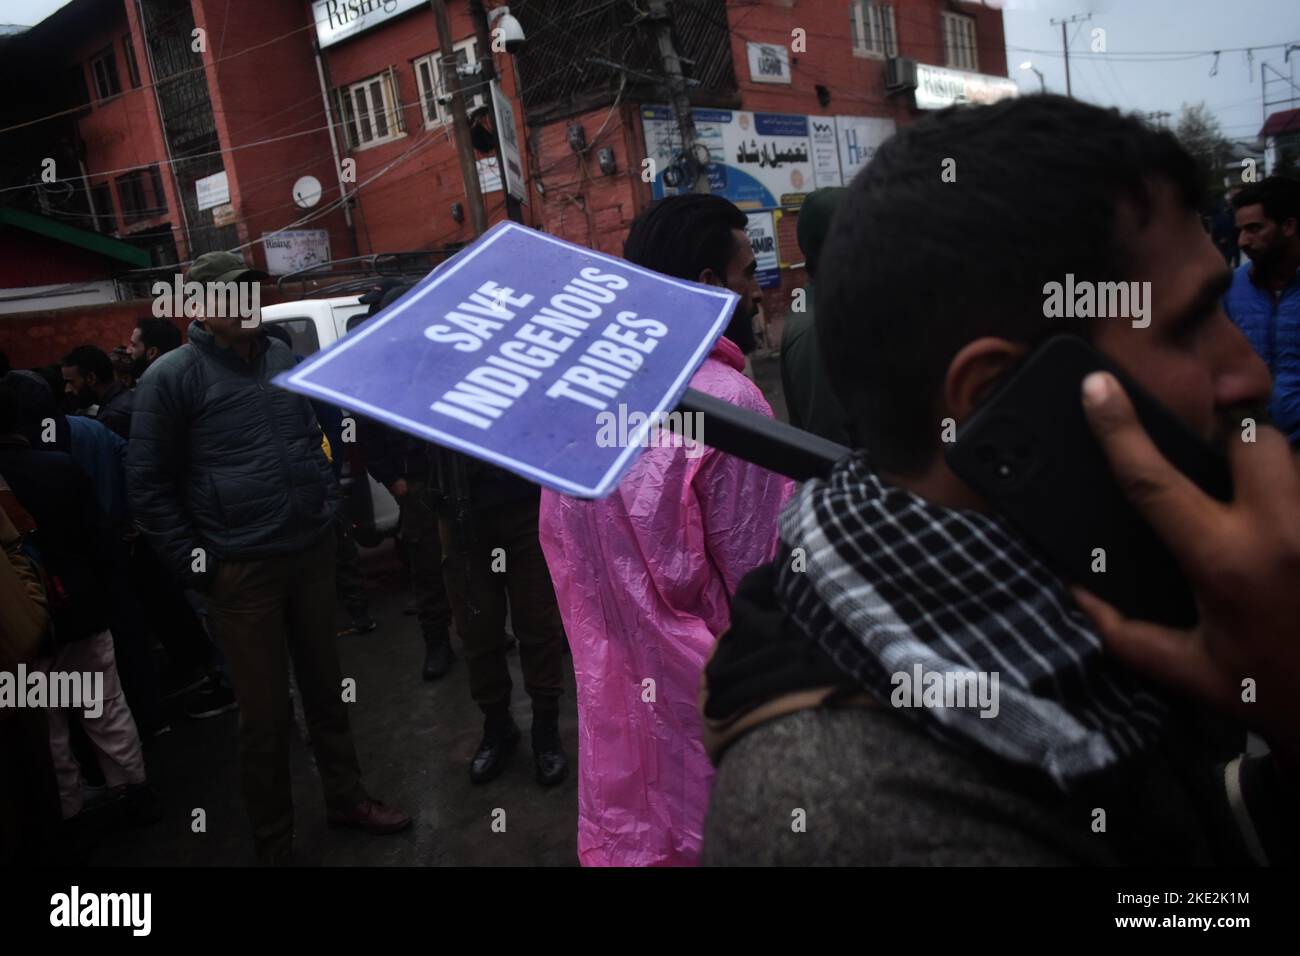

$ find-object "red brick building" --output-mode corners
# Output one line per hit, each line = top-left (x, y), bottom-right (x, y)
(0, 0), (1012, 362)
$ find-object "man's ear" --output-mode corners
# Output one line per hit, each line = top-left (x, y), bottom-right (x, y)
(942, 337), (1029, 422)
(696, 267), (722, 288)
(147, 347), (159, 361)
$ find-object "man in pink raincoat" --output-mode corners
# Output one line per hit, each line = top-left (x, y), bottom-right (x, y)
(539, 195), (793, 866)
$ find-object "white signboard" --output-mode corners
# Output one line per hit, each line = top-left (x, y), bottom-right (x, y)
(836, 115), (895, 182)
(809, 115), (842, 189)
(195, 170), (229, 212)
(491, 80), (527, 203)
(477, 157), (501, 194)
(263, 229), (331, 275)
(744, 211), (780, 289)
(747, 42), (791, 85)
(914, 64), (1019, 110)
(312, 0), (425, 49)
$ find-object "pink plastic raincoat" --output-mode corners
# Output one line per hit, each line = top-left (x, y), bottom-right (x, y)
(539, 336), (793, 866)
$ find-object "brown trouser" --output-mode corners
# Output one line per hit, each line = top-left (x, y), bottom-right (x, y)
(205, 530), (365, 861)
(440, 496), (568, 718)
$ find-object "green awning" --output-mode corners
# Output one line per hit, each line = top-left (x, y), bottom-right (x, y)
(0, 206), (152, 268)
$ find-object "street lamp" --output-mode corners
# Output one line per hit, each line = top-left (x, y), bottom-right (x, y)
(1019, 60), (1046, 94)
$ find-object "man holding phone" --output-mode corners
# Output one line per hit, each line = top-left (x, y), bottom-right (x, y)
(700, 95), (1299, 865)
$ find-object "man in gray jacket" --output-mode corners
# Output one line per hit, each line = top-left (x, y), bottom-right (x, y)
(127, 251), (410, 863)
(702, 97), (1299, 866)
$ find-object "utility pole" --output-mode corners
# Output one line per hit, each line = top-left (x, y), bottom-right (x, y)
(468, 0), (523, 223)
(430, 0), (487, 236)
(647, 0), (709, 193)
(1050, 12), (1091, 99)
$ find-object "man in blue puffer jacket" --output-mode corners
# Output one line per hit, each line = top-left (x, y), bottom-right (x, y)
(126, 251), (410, 863)
(1225, 177), (1300, 444)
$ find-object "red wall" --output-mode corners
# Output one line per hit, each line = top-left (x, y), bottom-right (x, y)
(0, 302), (174, 370)
(0, 287), (300, 370)
(71, 3), (181, 255)
(192, 0), (353, 269)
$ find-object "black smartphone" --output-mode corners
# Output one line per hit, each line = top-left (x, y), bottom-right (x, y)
(944, 335), (1232, 628)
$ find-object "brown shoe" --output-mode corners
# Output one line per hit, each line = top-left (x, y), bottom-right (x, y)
(327, 798), (412, 835)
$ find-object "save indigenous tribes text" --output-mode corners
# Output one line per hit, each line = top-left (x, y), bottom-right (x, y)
(427, 267), (669, 429)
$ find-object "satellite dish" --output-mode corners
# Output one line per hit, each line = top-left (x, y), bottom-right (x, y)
(292, 175), (322, 209)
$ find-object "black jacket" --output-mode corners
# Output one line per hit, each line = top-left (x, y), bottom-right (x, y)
(94, 381), (134, 441)
(358, 416), (432, 489)
(126, 321), (339, 586)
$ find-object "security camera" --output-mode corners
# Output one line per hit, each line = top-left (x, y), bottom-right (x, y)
(488, 6), (526, 54)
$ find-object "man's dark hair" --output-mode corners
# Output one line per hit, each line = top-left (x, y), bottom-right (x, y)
(61, 345), (114, 384)
(817, 94), (1203, 475)
(136, 317), (182, 355)
(32, 364), (65, 400)
(623, 194), (748, 281)
(1232, 176), (1300, 227)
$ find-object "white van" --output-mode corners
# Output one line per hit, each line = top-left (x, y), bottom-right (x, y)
(259, 295), (401, 546)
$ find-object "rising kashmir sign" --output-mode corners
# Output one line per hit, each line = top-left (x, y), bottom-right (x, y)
(275, 222), (738, 498)
(311, 0), (426, 48)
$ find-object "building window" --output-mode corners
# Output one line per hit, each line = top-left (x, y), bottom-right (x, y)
(115, 164), (166, 226)
(64, 64), (91, 110)
(122, 34), (142, 88)
(90, 46), (121, 102)
(413, 38), (485, 129)
(337, 69), (406, 150)
(943, 11), (978, 71)
(89, 182), (115, 233)
(850, 2), (897, 59)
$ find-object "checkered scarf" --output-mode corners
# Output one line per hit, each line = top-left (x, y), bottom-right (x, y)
(775, 452), (1169, 790)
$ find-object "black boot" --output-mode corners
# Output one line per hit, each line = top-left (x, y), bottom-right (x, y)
(422, 633), (453, 681)
(531, 710), (568, 787)
(470, 710), (520, 784)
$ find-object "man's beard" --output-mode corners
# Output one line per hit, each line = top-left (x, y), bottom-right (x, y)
(1243, 242), (1280, 269)
(130, 355), (151, 380)
(724, 302), (757, 354)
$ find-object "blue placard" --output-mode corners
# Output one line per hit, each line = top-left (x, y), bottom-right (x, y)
(274, 222), (738, 499)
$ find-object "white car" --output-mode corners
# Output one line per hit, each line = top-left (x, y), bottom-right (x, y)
(259, 295), (401, 546)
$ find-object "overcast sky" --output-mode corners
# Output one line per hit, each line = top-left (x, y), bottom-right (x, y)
(999, 0), (1299, 143)
(6, 0), (1299, 141)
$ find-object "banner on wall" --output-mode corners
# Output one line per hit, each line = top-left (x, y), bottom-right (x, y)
(744, 211), (781, 289)
(643, 106), (815, 209)
(835, 115), (896, 183)
(809, 116), (843, 189)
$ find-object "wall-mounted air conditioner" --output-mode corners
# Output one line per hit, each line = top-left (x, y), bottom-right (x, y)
(884, 56), (917, 93)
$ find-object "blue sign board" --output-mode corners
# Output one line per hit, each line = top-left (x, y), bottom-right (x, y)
(275, 222), (738, 499)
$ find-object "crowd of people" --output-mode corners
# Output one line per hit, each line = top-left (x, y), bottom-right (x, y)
(2, 94), (1299, 866)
